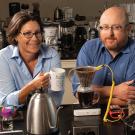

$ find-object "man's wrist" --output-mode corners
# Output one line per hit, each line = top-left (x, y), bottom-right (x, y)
(113, 86), (119, 98)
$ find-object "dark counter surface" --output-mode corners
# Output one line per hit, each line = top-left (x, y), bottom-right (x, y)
(1, 104), (135, 135)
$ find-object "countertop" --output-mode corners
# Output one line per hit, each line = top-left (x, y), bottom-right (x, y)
(0, 104), (133, 135)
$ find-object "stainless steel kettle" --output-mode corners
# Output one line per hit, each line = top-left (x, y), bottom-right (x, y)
(26, 89), (62, 135)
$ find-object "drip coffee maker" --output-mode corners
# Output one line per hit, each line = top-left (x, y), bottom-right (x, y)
(69, 66), (102, 135)
(69, 66), (100, 109)
(69, 65), (116, 135)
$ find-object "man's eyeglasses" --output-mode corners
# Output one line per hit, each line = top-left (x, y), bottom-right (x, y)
(20, 31), (42, 39)
(98, 24), (128, 32)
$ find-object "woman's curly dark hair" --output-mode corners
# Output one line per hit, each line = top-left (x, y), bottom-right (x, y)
(7, 11), (44, 45)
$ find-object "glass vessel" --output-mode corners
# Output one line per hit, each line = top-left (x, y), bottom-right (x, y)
(69, 66), (100, 108)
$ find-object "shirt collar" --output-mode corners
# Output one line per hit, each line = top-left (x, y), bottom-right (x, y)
(11, 46), (22, 64)
(121, 38), (133, 54)
(39, 45), (53, 59)
(11, 46), (19, 58)
(11, 45), (52, 64)
(101, 38), (132, 54)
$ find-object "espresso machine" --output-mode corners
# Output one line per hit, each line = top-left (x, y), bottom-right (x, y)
(74, 15), (88, 55)
(59, 20), (76, 59)
(69, 66), (102, 135)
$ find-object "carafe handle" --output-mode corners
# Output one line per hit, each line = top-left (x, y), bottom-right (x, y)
(68, 68), (76, 83)
(68, 68), (80, 85)
(92, 91), (100, 105)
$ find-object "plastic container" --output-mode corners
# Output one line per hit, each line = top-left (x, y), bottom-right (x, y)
(0, 106), (14, 131)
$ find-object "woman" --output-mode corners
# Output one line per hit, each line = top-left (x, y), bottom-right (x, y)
(0, 11), (63, 107)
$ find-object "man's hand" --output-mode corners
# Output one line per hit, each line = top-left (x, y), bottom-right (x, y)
(114, 80), (135, 102)
(92, 80), (135, 106)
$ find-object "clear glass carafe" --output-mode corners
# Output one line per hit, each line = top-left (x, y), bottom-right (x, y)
(69, 66), (100, 108)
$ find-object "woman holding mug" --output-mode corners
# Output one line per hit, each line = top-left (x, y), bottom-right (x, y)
(0, 11), (63, 107)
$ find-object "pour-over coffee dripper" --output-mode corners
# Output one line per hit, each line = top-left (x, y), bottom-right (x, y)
(75, 66), (96, 87)
(69, 64), (118, 122)
(69, 66), (100, 108)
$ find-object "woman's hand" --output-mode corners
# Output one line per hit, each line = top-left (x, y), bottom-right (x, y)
(18, 72), (50, 104)
(31, 72), (50, 90)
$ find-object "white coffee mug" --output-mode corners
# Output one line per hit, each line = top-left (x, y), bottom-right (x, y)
(50, 68), (66, 91)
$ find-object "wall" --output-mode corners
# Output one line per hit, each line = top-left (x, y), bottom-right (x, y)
(0, 0), (133, 21)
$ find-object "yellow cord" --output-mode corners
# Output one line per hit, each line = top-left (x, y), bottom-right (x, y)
(95, 64), (116, 122)
(103, 80), (115, 122)
(95, 65), (104, 71)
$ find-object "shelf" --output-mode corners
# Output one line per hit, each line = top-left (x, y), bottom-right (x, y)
(61, 59), (76, 69)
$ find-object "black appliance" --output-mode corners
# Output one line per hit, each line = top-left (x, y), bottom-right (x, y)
(9, 2), (20, 17)
(32, 3), (40, 17)
(54, 7), (63, 21)
(73, 116), (100, 135)
(21, 3), (29, 11)
(0, 22), (8, 49)
(59, 20), (75, 59)
(72, 104), (101, 135)
(74, 26), (87, 54)
(74, 14), (87, 55)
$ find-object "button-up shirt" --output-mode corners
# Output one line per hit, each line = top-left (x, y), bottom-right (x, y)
(0, 44), (63, 107)
(72, 38), (135, 95)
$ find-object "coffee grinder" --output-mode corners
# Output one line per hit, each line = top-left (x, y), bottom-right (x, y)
(69, 66), (103, 135)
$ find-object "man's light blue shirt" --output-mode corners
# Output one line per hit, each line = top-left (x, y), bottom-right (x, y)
(0, 44), (63, 107)
(73, 38), (135, 95)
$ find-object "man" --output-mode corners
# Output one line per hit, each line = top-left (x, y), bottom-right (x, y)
(72, 6), (135, 106)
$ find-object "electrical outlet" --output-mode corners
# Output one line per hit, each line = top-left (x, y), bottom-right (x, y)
(73, 125), (99, 135)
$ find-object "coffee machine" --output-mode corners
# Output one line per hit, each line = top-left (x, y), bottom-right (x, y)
(9, 2), (20, 17)
(59, 20), (76, 59)
(74, 15), (88, 55)
(69, 66), (102, 135)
